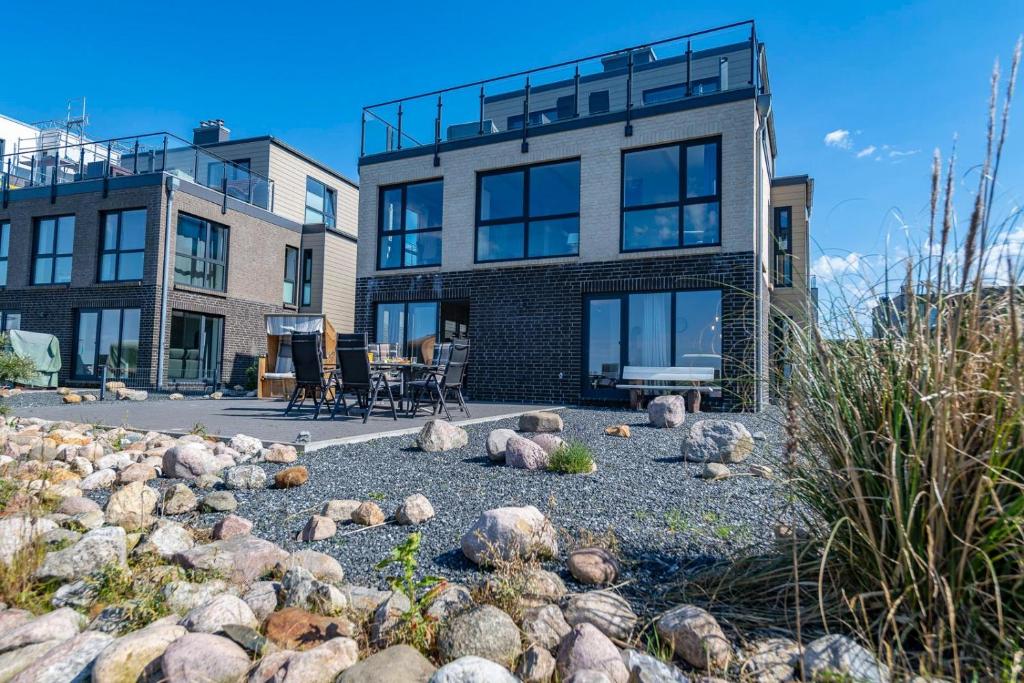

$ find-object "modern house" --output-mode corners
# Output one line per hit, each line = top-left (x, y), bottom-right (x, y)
(353, 21), (813, 410)
(0, 119), (358, 389)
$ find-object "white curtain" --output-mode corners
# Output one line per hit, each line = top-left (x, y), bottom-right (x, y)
(628, 293), (671, 366)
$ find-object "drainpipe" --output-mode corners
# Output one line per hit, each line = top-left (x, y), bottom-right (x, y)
(156, 175), (180, 390)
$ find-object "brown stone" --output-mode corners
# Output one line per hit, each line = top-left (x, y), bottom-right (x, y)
(264, 607), (358, 651)
(604, 425), (631, 438)
(212, 514), (253, 540)
(274, 466), (309, 488)
(567, 548), (620, 585)
(352, 501), (385, 526)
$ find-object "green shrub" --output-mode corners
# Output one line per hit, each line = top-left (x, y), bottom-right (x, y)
(375, 532), (446, 653)
(547, 442), (595, 474)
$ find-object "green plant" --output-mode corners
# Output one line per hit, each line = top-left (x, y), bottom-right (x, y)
(547, 441), (595, 474)
(375, 532), (446, 652)
(0, 334), (35, 387)
(190, 422), (208, 437)
(664, 509), (689, 534)
(368, 491), (387, 502)
(245, 363), (258, 391)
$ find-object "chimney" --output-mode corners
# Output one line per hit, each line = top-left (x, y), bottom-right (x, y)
(192, 119), (230, 146)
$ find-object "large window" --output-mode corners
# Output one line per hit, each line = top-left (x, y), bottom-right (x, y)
(169, 311), (223, 382)
(99, 209), (146, 282)
(0, 221), (9, 287)
(584, 289), (722, 396)
(301, 249), (313, 306)
(0, 311), (20, 331)
(32, 215), (75, 285)
(74, 308), (140, 379)
(476, 159), (580, 262)
(621, 138), (720, 251)
(378, 180), (443, 269)
(283, 246), (298, 305)
(305, 177), (336, 227)
(773, 206), (793, 287)
(375, 301), (439, 359)
(174, 214), (227, 291)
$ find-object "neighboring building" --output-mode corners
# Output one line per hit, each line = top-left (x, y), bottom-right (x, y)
(354, 21), (813, 410)
(0, 118), (357, 389)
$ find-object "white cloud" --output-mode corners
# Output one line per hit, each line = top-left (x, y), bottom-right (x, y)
(888, 149), (920, 161)
(812, 253), (864, 281)
(856, 145), (877, 158)
(824, 129), (852, 149)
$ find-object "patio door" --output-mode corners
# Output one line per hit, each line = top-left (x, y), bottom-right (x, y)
(583, 296), (624, 399)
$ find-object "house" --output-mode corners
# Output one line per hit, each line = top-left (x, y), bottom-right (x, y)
(353, 21), (813, 410)
(0, 118), (357, 390)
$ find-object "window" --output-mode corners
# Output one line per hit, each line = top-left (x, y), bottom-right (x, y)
(584, 289), (722, 396)
(375, 301), (439, 359)
(378, 180), (443, 269)
(773, 207), (793, 286)
(174, 214), (228, 291)
(0, 311), (20, 331)
(621, 139), (720, 251)
(305, 177), (336, 227)
(207, 159), (251, 201)
(0, 221), (9, 287)
(283, 246), (298, 305)
(169, 311), (223, 382)
(301, 250), (314, 306)
(99, 209), (146, 282)
(32, 215), (75, 284)
(74, 308), (140, 378)
(476, 159), (580, 262)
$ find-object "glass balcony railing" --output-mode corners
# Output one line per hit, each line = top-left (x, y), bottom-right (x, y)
(361, 20), (768, 160)
(0, 132), (275, 211)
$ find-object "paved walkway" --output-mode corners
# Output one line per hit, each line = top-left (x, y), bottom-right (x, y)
(15, 397), (558, 451)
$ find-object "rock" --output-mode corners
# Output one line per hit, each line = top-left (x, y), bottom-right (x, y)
(563, 591), (637, 641)
(173, 534), (289, 583)
(116, 388), (148, 401)
(437, 605), (521, 667)
(681, 420), (754, 464)
(160, 632), (251, 683)
(264, 443), (298, 463)
(8, 630), (113, 683)
(531, 433), (566, 454)
(208, 391), (223, 400)
(506, 435), (551, 470)
(281, 566), (348, 614)
(338, 644), (436, 683)
(91, 623), (187, 683)
(425, 583), (475, 622)
(195, 473), (223, 489)
(656, 604), (730, 670)
(73, 509), (105, 530)
(648, 395), (687, 428)
(58, 495), (100, 515)
(52, 579), (96, 609)
(352, 501), (385, 526)
(417, 420), (469, 452)
(604, 425), (631, 438)
(0, 641), (63, 681)
(750, 464), (773, 479)
(105, 480), (159, 529)
(224, 464), (267, 490)
(213, 514), (253, 540)
(169, 392), (185, 400)
(180, 593), (258, 633)
(221, 623), (267, 656)
(396, 493), (435, 525)
(242, 581), (280, 621)
(522, 568), (568, 607)
(431, 656), (520, 682)
(249, 637), (359, 682)
(118, 462), (157, 484)
(202, 491), (238, 512)
(461, 506), (558, 565)
(519, 411), (563, 433)
(321, 499), (361, 522)
(42, 528), (81, 548)
(568, 548), (620, 585)
(752, 430), (767, 441)
(275, 466), (309, 488)
(701, 463), (731, 481)
(295, 431), (312, 444)
(556, 623), (628, 683)
(229, 434), (263, 458)
(265, 607), (357, 650)
(36, 526), (127, 581)
(802, 634), (890, 683)
(163, 580), (234, 614)
(740, 637), (800, 683)
(486, 428), (517, 462)
(567, 672), (614, 683)
(0, 607), (85, 653)
(341, 585), (393, 614)
(80, 469), (117, 490)
(370, 591), (412, 647)
(518, 643), (557, 682)
(0, 516), (57, 565)
(135, 520), (194, 558)
(298, 515), (337, 541)
(162, 443), (234, 479)
(161, 483), (198, 514)
(522, 604), (571, 650)
(277, 549), (345, 583)
(621, 649), (690, 682)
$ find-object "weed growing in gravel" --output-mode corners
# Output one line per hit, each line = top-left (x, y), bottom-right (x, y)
(190, 422), (208, 437)
(375, 532), (446, 653)
(547, 441), (595, 474)
(84, 560), (173, 633)
(368, 491), (387, 502)
(0, 540), (60, 612)
(664, 509), (690, 534)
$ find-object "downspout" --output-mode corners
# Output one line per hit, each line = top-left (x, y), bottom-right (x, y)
(157, 175), (180, 390)
(753, 114), (765, 411)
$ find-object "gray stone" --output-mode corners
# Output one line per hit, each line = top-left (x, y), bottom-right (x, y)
(162, 443), (234, 479)
(135, 520), (194, 559)
(437, 605), (521, 667)
(8, 630), (112, 683)
(370, 591), (412, 647)
(0, 607), (85, 654)
(486, 428), (517, 462)
(563, 591), (638, 641)
(195, 473), (223, 489)
(517, 643), (557, 683)
(224, 464), (267, 490)
(79, 469), (116, 490)
(522, 604), (571, 651)
(36, 526), (127, 581)
(417, 420), (469, 452)
(802, 634), (890, 683)
(242, 581), (281, 621)
(228, 434), (263, 459)
(161, 483), (198, 515)
(506, 435), (551, 470)
(396, 493), (435, 525)
(104, 480), (159, 529)
(681, 420), (754, 464)
(531, 433), (567, 455)
(621, 649), (690, 682)
(298, 515), (337, 541)
(41, 528), (81, 549)
(338, 644), (436, 683)
(566, 673), (614, 683)
(522, 568), (568, 607)
(179, 593), (258, 633)
(556, 623), (628, 683)
(116, 388), (148, 401)
(249, 636), (359, 682)
(430, 656), (519, 682)
(221, 623), (268, 655)
(91, 623), (187, 683)
(201, 491), (238, 512)
(701, 462), (731, 481)
(278, 549), (345, 583)
(52, 579), (98, 609)
(281, 568), (348, 614)
(425, 583), (475, 623)
(655, 604), (730, 670)
(173, 534), (289, 583)
(647, 395), (686, 428)
(160, 632), (251, 683)
(340, 585), (393, 614)
(0, 516), (57, 565)
(0, 641), (63, 682)
(519, 411), (564, 433)
(57, 496), (100, 515)
(320, 499), (361, 522)
(461, 506), (558, 566)
(73, 509), (106, 530)
(740, 637), (799, 683)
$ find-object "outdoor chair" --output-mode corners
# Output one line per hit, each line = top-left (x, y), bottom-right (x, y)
(408, 338), (470, 420)
(330, 333), (398, 422)
(284, 334), (338, 419)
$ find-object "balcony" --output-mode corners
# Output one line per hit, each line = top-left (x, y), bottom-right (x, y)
(0, 132), (274, 210)
(360, 20), (769, 163)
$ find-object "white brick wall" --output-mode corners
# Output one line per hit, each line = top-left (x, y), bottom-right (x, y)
(356, 99), (758, 278)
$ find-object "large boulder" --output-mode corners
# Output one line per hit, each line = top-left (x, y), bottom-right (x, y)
(173, 535), (289, 583)
(430, 656), (519, 682)
(228, 434), (263, 459)
(740, 637), (800, 683)
(437, 605), (521, 667)
(8, 630), (113, 683)
(681, 420), (754, 464)
(522, 604), (571, 651)
(213, 514), (253, 540)
(563, 591), (637, 641)
(0, 516), (57, 565)
(0, 641), (65, 682)
(321, 499), (361, 522)
(425, 584), (474, 623)
(655, 604), (730, 670)
(0, 607), (85, 653)
(224, 465), (267, 490)
(162, 443), (234, 479)
(36, 526), (127, 581)
(461, 506), (558, 565)
(265, 607), (358, 651)
(160, 632), (251, 683)
(505, 435), (551, 470)
(243, 581), (281, 621)
(647, 395), (686, 428)
(556, 623), (628, 683)
(417, 420), (469, 452)
(104, 480), (159, 529)
(531, 433), (566, 455)
(518, 411), (563, 433)
(179, 593), (258, 633)
(248, 637), (359, 682)
(396, 494), (435, 525)
(134, 520), (194, 559)
(485, 428), (517, 462)
(802, 634), (890, 683)
(277, 549), (345, 583)
(91, 623), (187, 683)
(338, 644), (436, 683)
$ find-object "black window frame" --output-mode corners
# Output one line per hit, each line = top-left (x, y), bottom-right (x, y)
(72, 306), (142, 380)
(620, 136), (722, 253)
(373, 300), (441, 358)
(32, 214), (75, 285)
(98, 208), (147, 283)
(283, 245), (299, 306)
(300, 249), (314, 307)
(173, 213), (229, 292)
(773, 206), (793, 287)
(474, 158), (581, 264)
(377, 178), (444, 270)
(168, 309), (225, 383)
(305, 176), (337, 228)
(0, 220), (9, 287)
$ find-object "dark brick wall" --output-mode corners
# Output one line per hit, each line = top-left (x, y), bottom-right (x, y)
(355, 252), (761, 410)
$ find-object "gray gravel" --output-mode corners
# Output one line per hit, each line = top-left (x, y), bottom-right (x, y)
(3, 389), (238, 411)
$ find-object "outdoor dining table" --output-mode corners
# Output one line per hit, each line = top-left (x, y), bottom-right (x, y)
(369, 360), (439, 413)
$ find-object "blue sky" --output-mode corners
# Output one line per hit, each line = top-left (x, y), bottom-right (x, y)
(3, 0), (1021, 304)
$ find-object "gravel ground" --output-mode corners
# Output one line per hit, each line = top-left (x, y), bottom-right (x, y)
(3, 389), (235, 410)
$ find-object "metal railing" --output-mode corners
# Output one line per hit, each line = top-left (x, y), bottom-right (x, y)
(361, 20), (767, 161)
(97, 360), (223, 398)
(1, 132), (275, 211)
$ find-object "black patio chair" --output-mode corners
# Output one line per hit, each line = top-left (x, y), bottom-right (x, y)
(284, 334), (337, 419)
(408, 338), (470, 420)
(330, 333), (398, 422)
